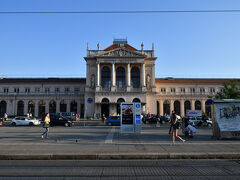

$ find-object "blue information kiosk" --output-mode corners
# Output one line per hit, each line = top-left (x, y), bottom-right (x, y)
(120, 103), (142, 134)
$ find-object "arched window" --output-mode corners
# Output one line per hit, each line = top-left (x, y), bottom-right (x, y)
(133, 98), (141, 102)
(184, 100), (191, 115)
(91, 74), (95, 88)
(116, 67), (125, 88)
(131, 66), (140, 88)
(102, 98), (110, 103)
(117, 98), (125, 115)
(38, 100), (46, 117)
(49, 100), (56, 113)
(205, 99), (212, 117)
(60, 100), (67, 112)
(174, 100), (180, 115)
(70, 100), (77, 114)
(101, 66), (111, 89)
(163, 100), (170, 115)
(28, 101), (35, 115)
(195, 100), (201, 110)
(0, 100), (7, 117)
(17, 100), (24, 116)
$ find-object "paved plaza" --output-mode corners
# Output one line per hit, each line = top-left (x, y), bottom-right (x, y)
(0, 159), (240, 179)
(0, 122), (239, 159)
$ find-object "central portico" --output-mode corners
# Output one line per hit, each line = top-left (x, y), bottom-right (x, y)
(84, 39), (157, 118)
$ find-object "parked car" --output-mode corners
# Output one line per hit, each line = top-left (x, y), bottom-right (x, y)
(142, 115), (160, 124)
(48, 114), (73, 127)
(160, 115), (170, 123)
(105, 116), (120, 126)
(188, 116), (212, 127)
(11, 117), (41, 126)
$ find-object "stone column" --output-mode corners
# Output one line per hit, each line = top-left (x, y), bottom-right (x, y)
(170, 100), (174, 113)
(191, 99), (195, 110)
(201, 99), (206, 114)
(127, 63), (131, 91)
(6, 100), (12, 115)
(151, 64), (155, 86)
(142, 63), (146, 86)
(67, 100), (71, 113)
(96, 62), (100, 87)
(77, 100), (81, 115)
(34, 100), (39, 117)
(111, 63), (116, 91)
(160, 100), (163, 116)
(45, 100), (49, 113)
(56, 100), (60, 113)
(24, 100), (28, 115)
(180, 99), (185, 116)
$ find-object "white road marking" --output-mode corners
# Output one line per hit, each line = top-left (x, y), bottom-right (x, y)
(105, 127), (115, 144)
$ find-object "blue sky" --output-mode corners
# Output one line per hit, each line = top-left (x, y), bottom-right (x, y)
(0, 0), (240, 78)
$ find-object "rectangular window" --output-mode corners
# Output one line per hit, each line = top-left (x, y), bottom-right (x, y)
(25, 88), (30, 93)
(35, 87), (40, 93)
(161, 88), (166, 94)
(210, 88), (215, 93)
(45, 88), (50, 93)
(14, 88), (19, 93)
(65, 88), (70, 94)
(55, 87), (60, 93)
(200, 88), (205, 94)
(190, 88), (195, 93)
(74, 88), (80, 94)
(4, 88), (8, 93)
(180, 88), (185, 93)
(170, 88), (175, 93)
(220, 88), (224, 93)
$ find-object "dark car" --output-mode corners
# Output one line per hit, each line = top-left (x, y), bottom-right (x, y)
(142, 115), (160, 124)
(105, 116), (120, 126)
(48, 114), (73, 127)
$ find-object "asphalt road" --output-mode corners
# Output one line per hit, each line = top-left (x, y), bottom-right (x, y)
(0, 160), (239, 179)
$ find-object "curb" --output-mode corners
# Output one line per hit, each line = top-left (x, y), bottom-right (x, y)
(0, 153), (239, 160)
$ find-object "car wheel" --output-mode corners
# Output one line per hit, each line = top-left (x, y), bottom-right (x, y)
(108, 122), (112, 126)
(64, 123), (69, 127)
(11, 122), (16, 126)
(146, 121), (149, 124)
(208, 123), (212, 127)
(29, 122), (34, 126)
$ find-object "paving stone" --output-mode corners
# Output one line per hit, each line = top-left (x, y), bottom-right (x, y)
(193, 167), (229, 176)
(134, 167), (168, 176)
(163, 167), (201, 176)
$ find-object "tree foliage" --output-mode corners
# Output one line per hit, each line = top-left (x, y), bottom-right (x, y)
(215, 80), (240, 99)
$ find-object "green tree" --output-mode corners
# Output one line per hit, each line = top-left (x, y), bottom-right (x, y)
(215, 79), (240, 99)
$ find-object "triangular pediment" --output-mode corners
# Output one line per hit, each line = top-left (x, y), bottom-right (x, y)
(96, 48), (146, 58)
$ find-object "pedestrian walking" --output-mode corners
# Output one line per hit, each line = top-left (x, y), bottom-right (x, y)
(4, 113), (7, 121)
(42, 113), (51, 139)
(102, 114), (106, 123)
(170, 113), (185, 145)
(168, 111), (175, 134)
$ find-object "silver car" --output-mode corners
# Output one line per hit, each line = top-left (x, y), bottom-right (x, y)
(11, 117), (41, 126)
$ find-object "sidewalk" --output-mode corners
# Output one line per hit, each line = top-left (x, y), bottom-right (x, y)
(0, 125), (239, 160)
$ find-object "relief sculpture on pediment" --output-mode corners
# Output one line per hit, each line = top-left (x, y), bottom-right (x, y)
(100, 49), (143, 57)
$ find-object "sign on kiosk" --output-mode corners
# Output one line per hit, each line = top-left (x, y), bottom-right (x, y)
(120, 102), (142, 134)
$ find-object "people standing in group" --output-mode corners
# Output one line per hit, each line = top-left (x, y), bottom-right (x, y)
(170, 113), (185, 145)
(42, 113), (51, 139)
